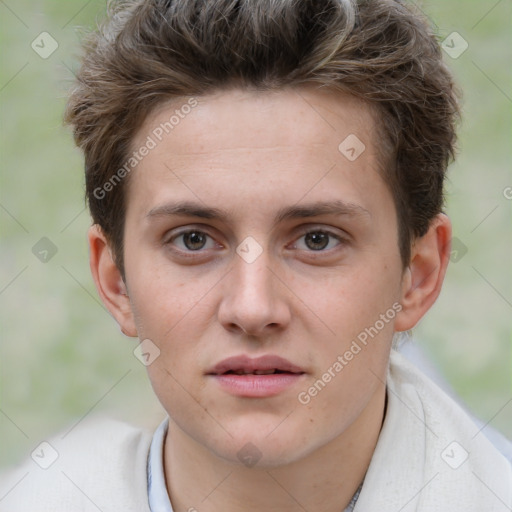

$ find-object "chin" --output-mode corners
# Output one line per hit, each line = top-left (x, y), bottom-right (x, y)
(209, 426), (318, 470)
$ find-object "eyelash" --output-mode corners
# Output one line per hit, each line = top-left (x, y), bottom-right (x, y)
(164, 227), (347, 257)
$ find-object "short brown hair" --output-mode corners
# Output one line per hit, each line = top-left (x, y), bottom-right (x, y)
(65, 0), (460, 277)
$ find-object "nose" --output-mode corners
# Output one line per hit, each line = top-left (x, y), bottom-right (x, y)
(217, 248), (291, 338)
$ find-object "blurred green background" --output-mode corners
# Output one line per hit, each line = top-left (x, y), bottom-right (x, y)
(0, 0), (511, 469)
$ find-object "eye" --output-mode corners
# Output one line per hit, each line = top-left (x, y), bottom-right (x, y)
(293, 229), (344, 252)
(166, 229), (218, 252)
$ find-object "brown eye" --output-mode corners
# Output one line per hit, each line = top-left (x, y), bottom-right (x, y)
(167, 230), (217, 252)
(304, 232), (330, 251)
(295, 230), (343, 252)
(182, 231), (208, 250)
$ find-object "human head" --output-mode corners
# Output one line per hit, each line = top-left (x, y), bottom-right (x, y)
(65, 0), (459, 278)
(67, 0), (458, 472)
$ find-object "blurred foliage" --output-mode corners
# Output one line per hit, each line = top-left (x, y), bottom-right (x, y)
(0, 0), (511, 468)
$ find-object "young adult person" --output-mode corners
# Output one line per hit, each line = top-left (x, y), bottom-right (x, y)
(1, 0), (511, 510)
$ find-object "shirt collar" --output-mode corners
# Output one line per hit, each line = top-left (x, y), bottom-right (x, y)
(147, 416), (360, 512)
(148, 416), (174, 512)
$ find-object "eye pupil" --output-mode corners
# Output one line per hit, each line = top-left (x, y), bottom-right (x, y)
(175, 230), (336, 253)
(305, 232), (329, 251)
(184, 231), (207, 250)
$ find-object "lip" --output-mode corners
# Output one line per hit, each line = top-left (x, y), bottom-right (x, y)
(206, 355), (306, 398)
(207, 354), (305, 375)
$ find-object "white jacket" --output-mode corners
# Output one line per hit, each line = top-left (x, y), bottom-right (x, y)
(1, 350), (511, 511)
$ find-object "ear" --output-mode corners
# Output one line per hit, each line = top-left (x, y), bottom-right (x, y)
(394, 213), (452, 332)
(88, 225), (138, 337)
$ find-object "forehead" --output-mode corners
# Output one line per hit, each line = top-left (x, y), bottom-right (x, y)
(126, 86), (388, 221)
(134, 86), (378, 158)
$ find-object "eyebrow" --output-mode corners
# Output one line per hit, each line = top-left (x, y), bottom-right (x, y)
(146, 199), (370, 226)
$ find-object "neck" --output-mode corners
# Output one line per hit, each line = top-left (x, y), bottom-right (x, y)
(164, 384), (386, 512)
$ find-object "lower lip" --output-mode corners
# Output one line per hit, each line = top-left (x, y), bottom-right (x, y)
(209, 373), (305, 398)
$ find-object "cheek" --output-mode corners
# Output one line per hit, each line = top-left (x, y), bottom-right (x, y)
(308, 262), (401, 334)
(301, 263), (400, 402)
(126, 258), (207, 339)
(127, 277), (208, 407)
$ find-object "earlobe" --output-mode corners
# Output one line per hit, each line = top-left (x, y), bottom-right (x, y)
(394, 214), (452, 332)
(88, 225), (138, 337)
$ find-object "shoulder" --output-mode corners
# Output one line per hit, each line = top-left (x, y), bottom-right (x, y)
(0, 415), (154, 512)
(389, 348), (511, 462)
(354, 350), (512, 512)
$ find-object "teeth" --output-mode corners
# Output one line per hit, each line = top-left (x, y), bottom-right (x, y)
(228, 369), (278, 375)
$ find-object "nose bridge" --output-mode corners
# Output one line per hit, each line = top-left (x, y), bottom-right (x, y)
(235, 247), (273, 298)
(218, 245), (289, 335)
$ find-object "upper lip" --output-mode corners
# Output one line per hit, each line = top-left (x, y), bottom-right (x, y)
(207, 355), (305, 375)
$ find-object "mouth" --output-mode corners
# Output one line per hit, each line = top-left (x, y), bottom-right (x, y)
(206, 355), (306, 398)
(220, 369), (298, 375)
(207, 354), (305, 376)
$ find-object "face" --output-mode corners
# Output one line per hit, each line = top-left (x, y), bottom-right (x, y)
(121, 87), (406, 466)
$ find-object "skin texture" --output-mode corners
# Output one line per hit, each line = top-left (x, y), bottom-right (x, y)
(88, 86), (451, 511)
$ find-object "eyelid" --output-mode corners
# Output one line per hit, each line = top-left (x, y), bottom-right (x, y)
(163, 224), (350, 254)
(165, 227), (219, 246)
(290, 227), (348, 251)
(293, 224), (350, 242)
(294, 223), (346, 235)
(165, 226), (204, 239)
